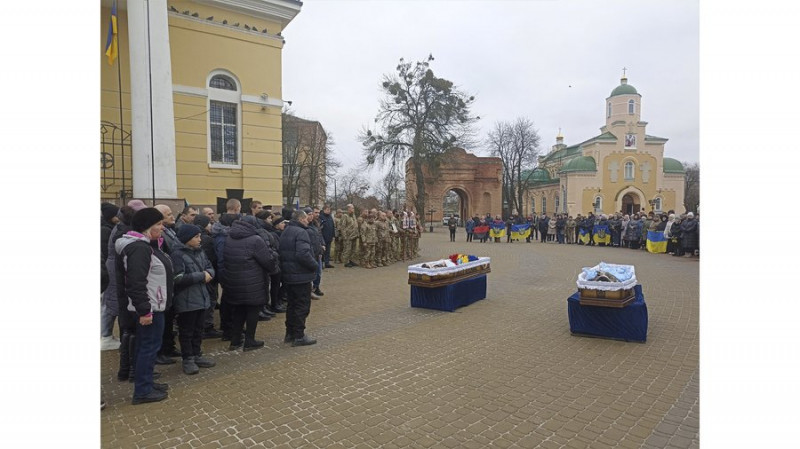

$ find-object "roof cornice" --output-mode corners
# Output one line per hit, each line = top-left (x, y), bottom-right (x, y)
(195, 0), (302, 25)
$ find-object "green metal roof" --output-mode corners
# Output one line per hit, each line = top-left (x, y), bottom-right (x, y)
(645, 134), (668, 142)
(663, 157), (685, 173)
(561, 156), (597, 173)
(610, 83), (639, 97)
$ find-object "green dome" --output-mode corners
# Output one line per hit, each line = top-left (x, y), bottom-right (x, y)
(531, 168), (551, 182)
(663, 157), (685, 173)
(610, 78), (639, 97)
(561, 156), (597, 173)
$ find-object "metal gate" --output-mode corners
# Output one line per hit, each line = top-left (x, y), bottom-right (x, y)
(100, 120), (132, 202)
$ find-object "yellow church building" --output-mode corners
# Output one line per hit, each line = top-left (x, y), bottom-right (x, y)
(525, 74), (686, 217)
(100, 0), (301, 207)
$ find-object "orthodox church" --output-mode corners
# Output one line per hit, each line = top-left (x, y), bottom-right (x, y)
(525, 74), (686, 217)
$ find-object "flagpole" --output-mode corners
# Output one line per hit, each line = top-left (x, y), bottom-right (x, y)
(116, 13), (126, 202)
(146, 0), (156, 206)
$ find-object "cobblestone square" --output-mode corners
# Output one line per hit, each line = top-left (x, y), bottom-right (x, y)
(102, 230), (699, 448)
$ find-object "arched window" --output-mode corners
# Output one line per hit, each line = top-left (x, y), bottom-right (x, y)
(208, 72), (241, 167)
(624, 161), (635, 180)
(653, 197), (662, 212)
(628, 99), (635, 115)
(607, 102), (612, 118)
(542, 197), (547, 215)
(554, 195), (560, 213)
(531, 198), (535, 215)
(594, 196), (603, 214)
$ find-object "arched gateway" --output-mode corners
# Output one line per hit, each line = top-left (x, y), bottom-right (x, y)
(405, 148), (503, 225)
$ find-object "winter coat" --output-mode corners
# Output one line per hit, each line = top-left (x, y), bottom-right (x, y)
(211, 217), (235, 284)
(621, 218), (631, 237)
(255, 227), (281, 276)
(199, 232), (217, 272)
(103, 222), (132, 316)
(465, 219), (475, 233)
(222, 220), (276, 306)
(556, 217), (566, 231)
(279, 220), (319, 285)
(306, 221), (324, 258)
(625, 220), (643, 242)
(547, 218), (557, 235)
(680, 218), (699, 249)
(656, 219), (668, 232)
(171, 245), (214, 313)
(101, 218), (115, 292)
(320, 211), (336, 243)
(538, 216), (549, 234)
(161, 226), (183, 255)
(115, 232), (174, 317)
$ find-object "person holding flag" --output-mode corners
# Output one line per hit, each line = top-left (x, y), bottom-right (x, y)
(490, 216), (505, 242)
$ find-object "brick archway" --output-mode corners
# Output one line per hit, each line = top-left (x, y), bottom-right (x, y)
(405, 148), (503, 225)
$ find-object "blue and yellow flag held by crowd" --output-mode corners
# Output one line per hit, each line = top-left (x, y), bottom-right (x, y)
(105, 0), (119, 65)
(578, 228), (591, 244)
(489, 222), (506, 238)
(510, 223), (531, 240)
(592, 224), (611, 245)
(646, 231), (667, 253)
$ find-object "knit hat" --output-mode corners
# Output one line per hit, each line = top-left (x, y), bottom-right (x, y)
(131, 208), (164, 233)
(272, 216), (285, 227)
(193, 214), (210, 230)
(687, 212), (694, 218)
(101, 202), (120, 222)
(127, 199), (148, 211)
(176, 224), (202, 243)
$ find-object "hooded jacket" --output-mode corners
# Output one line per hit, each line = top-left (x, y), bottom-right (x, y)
(279, 220), (318, 285)
(171, 244), (214, 313)
(222, 220), (276, 305)
(115, 232), (174, 316)
(211, 214), (239, 284)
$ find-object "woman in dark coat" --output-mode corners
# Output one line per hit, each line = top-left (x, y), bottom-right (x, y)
(625, 214), (643, 249)
(223, 219), (277, 351)
(679, 212), (699, 257)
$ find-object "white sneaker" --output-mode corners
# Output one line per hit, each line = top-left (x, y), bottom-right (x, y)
(101, 336), (121, 351)
(310, 292), (321, 300)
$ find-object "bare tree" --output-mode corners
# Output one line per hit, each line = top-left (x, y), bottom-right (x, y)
(683, 161), (699, 213)
(339, 168), (371, 211)
(486, 118), (541, 217)
(282, 113), (340, 206)
(360, 55), (478, 216)
(373, 167), (404, 210)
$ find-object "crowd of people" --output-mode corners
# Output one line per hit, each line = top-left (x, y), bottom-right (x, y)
(101, 198), (432, 406)
(460, 210), (700, 257)
(100, 199), (349, 405)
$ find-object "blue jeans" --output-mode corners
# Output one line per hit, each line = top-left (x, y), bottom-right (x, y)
(313, 260), (322, 289)
(100, 300), (117, 338)
(133, 312), (164, 398)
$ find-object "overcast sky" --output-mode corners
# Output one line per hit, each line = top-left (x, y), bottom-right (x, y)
(282, 0), (699, 187)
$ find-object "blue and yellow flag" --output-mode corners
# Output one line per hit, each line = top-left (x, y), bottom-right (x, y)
(592, 224), (611, 245)
(105, 0), (119, 65)
(489, 222), (506, 238)
(510, 223), (531, 240)
(578, 228), (591, 244)
(646, 231), (667, 253)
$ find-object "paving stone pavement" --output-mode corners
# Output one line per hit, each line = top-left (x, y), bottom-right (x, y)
(101, 229), (699, 448)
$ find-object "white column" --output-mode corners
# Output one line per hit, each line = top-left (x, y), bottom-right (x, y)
(127, 0), (177, 199)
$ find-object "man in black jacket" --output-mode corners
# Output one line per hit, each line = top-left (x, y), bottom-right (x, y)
(320, 205), (336, 268)
(304, 207), (325, 298)
(279, 210), (319, 347)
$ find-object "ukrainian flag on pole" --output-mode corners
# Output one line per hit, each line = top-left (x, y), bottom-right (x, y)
(510, 223), (531, 240)
(105, 0), (119, 65)
(646, 231), (667, 253)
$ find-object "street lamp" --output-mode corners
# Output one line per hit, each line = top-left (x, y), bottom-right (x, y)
(428, 207), (436, 233)
(325, 172), (337, 210)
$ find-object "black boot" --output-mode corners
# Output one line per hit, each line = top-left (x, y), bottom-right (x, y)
(117, 331), (132, 381)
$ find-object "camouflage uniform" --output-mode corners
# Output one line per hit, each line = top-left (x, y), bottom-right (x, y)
(333, 214), (343, 263)
(339, 211), (358, 265)
(361, 217), (377, 269)
(375, 217), (389, 267)
(388, 215), (401, 263)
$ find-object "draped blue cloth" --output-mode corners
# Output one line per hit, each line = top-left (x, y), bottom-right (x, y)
(411, 275), (487, 312)
(567, 284), (647, 342)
